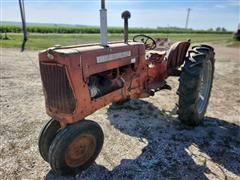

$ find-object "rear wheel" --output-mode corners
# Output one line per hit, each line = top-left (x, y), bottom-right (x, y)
(177, 45), (215, 126)
(38, 119), (61, 162)
(48, 120), (104, 176)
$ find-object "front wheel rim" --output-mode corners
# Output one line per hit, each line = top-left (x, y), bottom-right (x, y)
(196, 60), (212, 114)
(65, 133), (97, 167)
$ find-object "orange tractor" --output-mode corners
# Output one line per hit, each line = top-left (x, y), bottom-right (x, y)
(19, 0), (215, 176)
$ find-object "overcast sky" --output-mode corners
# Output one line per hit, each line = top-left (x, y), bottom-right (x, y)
(1, 0), (240, 30)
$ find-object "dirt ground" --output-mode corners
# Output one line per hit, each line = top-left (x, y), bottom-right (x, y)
(0, 45), (239, 180)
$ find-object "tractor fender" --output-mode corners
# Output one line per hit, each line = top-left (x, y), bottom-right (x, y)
(166, 41), (191, 70)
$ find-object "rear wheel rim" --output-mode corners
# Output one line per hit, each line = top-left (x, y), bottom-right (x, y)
(65, 133), (97, 167)
(197, 60), (212, 114)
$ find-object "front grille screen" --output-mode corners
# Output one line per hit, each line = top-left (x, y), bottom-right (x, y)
(40, 63), (76, 114)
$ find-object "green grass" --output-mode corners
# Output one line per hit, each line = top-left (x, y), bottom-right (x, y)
(0, 33), (239, 50)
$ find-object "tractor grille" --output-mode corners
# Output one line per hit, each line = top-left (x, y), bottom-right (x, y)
(40, 63), (76, 114)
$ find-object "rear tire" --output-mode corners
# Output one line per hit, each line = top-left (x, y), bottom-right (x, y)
(48, 120), (104, 176)
(177, 45), (215, 126)
(38, 119), (61, 162)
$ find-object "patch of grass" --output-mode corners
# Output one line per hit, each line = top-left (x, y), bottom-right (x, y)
(0, 33), (236, 50)
(0, 33), (11, 40)
(226, 40), (240, 48)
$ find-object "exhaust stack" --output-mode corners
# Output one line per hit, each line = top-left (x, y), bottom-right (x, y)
(100, 0), (108, 46)
(121, 11), (131, 44)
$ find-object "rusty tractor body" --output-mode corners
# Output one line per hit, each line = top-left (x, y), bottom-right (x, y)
(32, 0), (216, 176)
(39, 41), (189, 127)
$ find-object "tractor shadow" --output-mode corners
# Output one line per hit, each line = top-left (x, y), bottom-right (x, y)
(45, 99), (240, 179)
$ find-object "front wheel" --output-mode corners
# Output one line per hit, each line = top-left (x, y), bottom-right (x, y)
(48, 120), (104, 176)
(38, 119), (61, 162)
(177, 45), (215, 126)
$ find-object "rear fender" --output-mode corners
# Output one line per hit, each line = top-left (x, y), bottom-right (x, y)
(166, 41), (191, 70)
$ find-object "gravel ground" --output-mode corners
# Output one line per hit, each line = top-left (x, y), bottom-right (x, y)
(0, 45), (239, 179)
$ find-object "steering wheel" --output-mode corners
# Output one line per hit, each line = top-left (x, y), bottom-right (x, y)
(133, 34), (157, 50)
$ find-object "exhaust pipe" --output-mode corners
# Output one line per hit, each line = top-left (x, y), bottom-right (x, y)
(100, 0), (108, 46)
(121, 11), (131, 44)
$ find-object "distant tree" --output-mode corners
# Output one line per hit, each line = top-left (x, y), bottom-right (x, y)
(221, 27), (227, 32)
(215, 27), (227, 32)
(208, 28), (214, 31)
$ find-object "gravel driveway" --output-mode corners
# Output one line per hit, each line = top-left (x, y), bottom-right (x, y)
(0, 45), (239, 179)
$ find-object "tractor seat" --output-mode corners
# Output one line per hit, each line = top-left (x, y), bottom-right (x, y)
(145, 50), (166, 60)
(165, 41), (191, 69)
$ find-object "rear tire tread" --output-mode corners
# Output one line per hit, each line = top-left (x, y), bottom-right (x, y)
(177, 45), (215, 126)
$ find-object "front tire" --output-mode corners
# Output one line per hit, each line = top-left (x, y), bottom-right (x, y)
(177, 45), (215, 126)
(48, 120), (104, 176)
(38, 119), (61, 162)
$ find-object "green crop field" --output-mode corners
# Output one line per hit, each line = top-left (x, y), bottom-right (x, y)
(0, 33), (238, 50)
(1, 23), (238, 49)
(0, 24), (233, 34)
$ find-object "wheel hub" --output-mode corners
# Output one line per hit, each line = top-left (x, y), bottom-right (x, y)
(65, 133), (97, 167)
(197, 60), (212, 114)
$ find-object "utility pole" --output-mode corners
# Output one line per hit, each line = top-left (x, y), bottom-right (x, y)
(185, 8), (191, 29)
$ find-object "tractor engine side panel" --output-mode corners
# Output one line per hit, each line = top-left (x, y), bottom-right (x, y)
(39, 42), (147, 125)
